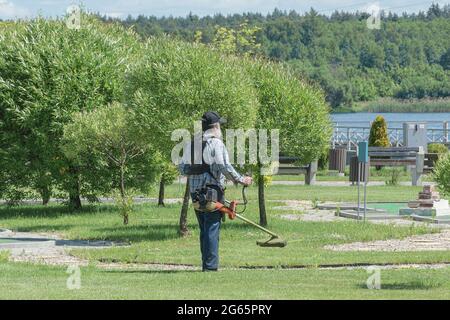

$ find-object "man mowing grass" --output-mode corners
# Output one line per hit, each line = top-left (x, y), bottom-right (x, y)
(179, 111), (252, 272)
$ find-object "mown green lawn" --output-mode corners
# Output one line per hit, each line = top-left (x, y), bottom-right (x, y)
(0, 184), (447, 267)
(159, 184), (423, 203)
(0, 183), (449, 299)
(0, 261), (448, 299)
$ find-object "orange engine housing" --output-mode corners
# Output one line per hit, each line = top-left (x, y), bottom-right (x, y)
(215, 201), (238, 220)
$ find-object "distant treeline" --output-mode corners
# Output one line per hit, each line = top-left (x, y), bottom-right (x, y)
(99, 4), (450, 110)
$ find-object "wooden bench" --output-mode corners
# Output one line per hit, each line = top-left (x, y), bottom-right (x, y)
(368, 147), (425, 186)
(275, 156), (318, 185)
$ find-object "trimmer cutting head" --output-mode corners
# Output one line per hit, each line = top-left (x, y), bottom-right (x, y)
(256, 236), (287, 248)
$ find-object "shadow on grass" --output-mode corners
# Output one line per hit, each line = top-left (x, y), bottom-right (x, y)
(12, 224), (73, 233)
(91, 224), (181, 242)
(359, 280), (441, 290)
(0, 204), (115, 219)
(100, 269), (200, 275)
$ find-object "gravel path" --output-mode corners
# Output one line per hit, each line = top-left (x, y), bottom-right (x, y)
(0, 229), (128, 266)
(274, 200), (449, 227)
(273, 200), (450, 252)
(325, 229), (450, 252)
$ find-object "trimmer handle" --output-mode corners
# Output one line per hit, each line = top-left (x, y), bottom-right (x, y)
(215, 201), (238, 220)
(228, 201), (238, 220)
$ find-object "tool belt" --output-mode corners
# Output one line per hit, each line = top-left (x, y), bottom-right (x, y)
(191, 184), (224, 213)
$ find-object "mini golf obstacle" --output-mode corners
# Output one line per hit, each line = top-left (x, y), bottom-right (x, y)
(317, 202), (407, 220)
(399, 185), (450, 225)
(317, 186), (450, 224)
(318, 141), (450, 224)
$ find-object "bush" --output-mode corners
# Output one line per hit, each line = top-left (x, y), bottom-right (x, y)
(433, 154), (450, 196)
(245, 58), (332, 165)
(428, 143), (448, 154)
(369, 115), (390, 147)
(0, 16), (142, 206)
(385, 168), (401, 186)
(63, 103), (161, 224)
(125, 37), (258, 158)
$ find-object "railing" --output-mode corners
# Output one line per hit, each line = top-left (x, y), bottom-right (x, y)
(332, 122), (449, 150)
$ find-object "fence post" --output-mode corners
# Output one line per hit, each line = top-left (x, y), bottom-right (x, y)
(347, 127), (351, 151)
(444, 121), (448, 143)
(412, 146), (424, 187)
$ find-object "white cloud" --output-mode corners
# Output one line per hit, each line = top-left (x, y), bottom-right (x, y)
(0, 0), (31, 19)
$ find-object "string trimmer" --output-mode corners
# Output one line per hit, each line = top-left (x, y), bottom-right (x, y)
(214, 186), (287, 248)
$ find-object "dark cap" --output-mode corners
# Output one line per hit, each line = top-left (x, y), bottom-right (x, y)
(201, 111), (226, 131)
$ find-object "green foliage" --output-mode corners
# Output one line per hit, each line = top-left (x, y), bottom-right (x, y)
(318, 148), (330, 170)
(357, 97), (450, 113)
(440, 48), (450, 70)
(125, 37), (259, 159)
(369, 116), (390, 147)
(433, 154), (450, 196)
(246, 58), (332, 166)
(0, 251), (10, 263)
(63, 103), (161, 223)
(160, 162), (179, 185)
(0, 16), (142, 204)
(112, 5), (450, 108)
(114, 191), (134, 226)
(428, 143), (449, 154)
(212, 20), (262, 56)
(385, 168), (401, 186)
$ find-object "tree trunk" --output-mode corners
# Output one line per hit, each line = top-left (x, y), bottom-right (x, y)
(40, 184), (51, 206)
(258, 173), (267, 227)
(158, 178), (165, 207)
(68, 166), (82, 210)
(179, 177), (190, 236)
(69, 192), (82, 210)
(120, 164), (128, 225)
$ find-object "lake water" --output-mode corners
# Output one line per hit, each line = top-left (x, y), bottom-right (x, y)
(331, 113), (450, 129)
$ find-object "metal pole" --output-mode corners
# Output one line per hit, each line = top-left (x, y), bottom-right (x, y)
(363, 171), (367, 223)
(357, 161), (360, 220)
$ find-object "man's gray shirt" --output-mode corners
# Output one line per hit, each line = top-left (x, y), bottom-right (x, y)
(178, 133), (244, 194)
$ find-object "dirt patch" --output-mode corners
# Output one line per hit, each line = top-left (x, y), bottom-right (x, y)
(272, 200), (351, 222)
(325, 229), (450, 252)
(274, 200), (450, 229)
(98, 262), (199, 271)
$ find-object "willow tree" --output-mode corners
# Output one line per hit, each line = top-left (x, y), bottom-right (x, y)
(246, 59), (332, 226)
(125, 37), (259, 235)
(0, 15), (141, 208)
(63, 103), (161, 224)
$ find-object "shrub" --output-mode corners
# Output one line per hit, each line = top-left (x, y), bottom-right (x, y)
(433, 154), (450, 196)
(428, 143), (448, 154)
(125, 37), (258, 157)
(0, 15), (142, 207)
(385, 168), (401, 186)
(63, 103), (161, 224)
(369, 115), (390, 147)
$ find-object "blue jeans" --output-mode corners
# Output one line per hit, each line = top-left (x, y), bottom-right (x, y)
(195, 210), (222, 271)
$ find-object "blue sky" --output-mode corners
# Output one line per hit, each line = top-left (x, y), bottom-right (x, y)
(0, 0), (448, 20)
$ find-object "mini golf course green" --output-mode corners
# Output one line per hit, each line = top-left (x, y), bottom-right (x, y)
(369, 202), (407, 214)
(0, 239), (17, 244)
